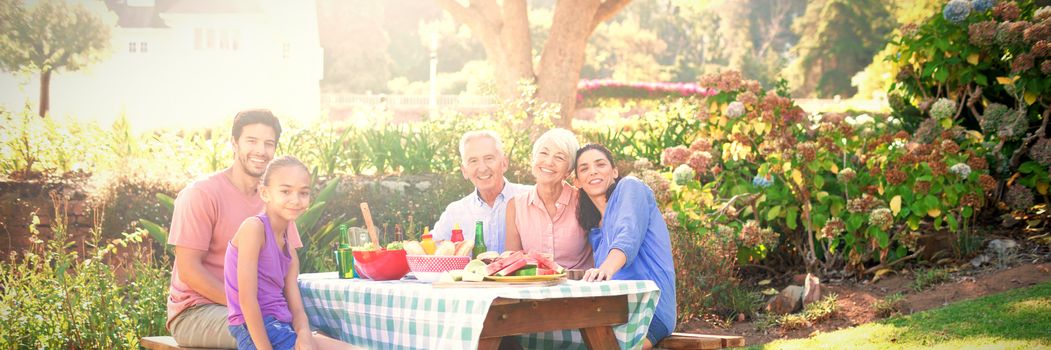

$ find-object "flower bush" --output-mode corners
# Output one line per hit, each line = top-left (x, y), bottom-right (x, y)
(658, 70), (994, 280)
(888, 0), (1051, 206)
(576, 79), (716, 106)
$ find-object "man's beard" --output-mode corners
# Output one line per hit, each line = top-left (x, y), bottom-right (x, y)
(240, 154), (265, 178)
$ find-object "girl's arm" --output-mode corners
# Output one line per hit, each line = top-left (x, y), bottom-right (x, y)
(285, 248), (316, 350)
(504, 200), (522, 251)
(236, 218), (274, 350)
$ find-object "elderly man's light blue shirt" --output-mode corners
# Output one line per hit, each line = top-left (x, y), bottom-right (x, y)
(432, 180), (531, 253)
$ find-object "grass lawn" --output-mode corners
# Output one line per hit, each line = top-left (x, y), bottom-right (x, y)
(751, 281), (1051, 350)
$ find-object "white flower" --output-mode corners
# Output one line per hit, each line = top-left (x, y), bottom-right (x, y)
(726, 101), (746, 118)
(890, 139), (906, 150)
(854, 114), (875, 125)
(950, 163), (972, 178)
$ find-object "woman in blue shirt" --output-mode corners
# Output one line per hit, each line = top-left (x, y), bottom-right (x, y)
(574, 143), (676, 348)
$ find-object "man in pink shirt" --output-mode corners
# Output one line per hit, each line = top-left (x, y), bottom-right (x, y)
(166, 109), (303, 348)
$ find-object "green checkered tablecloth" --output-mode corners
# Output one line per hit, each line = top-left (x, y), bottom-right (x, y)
(298, 272), (660, 349)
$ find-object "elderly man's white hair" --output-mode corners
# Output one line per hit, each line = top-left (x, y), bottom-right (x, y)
(458, 130), (505, 161)
(531, 128), (579, 172)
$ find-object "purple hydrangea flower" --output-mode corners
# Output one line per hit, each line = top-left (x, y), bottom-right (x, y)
(944, 0), (973, 24)
(752, 174), (773, 188)
(971, 0), (995, 12)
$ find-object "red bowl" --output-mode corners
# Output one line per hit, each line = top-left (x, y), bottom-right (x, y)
(353, 249), (409, 281)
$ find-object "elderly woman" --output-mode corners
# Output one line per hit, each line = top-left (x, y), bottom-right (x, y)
(574, 143), (676, 348)
(505, 128), (593, 270)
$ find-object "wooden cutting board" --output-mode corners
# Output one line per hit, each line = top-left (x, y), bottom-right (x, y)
(431, 278), (565, 288)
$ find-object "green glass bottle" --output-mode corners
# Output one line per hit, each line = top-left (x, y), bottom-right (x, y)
(472, 221), (487, 258)
(336, 224), (355, 279)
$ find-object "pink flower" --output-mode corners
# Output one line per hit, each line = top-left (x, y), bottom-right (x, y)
(661, 146), (690, 168)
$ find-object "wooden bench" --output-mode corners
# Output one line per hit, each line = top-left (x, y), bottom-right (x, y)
(140, 336), (226, 350)
(656, 332), (746, 349)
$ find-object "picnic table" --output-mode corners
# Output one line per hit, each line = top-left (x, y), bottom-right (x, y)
(298, 272), (661, 349)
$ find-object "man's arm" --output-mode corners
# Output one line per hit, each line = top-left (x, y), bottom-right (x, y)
(175, 246), (227, 305)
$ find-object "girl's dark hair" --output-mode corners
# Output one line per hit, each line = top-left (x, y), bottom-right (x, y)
(575, 144), (620, 231)
(261, 156), (309, 186)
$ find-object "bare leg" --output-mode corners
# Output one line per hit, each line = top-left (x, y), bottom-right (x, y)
(642, 338), (653, 350)
(312, 333), (364, 350)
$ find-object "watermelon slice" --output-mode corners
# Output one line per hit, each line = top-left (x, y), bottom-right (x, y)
(536, 267), (556, 275)
(512, 264), (538, 276)
(527, 251), (566, 273)
(496, 258), (528, 276)
(485, 251), (525, 275)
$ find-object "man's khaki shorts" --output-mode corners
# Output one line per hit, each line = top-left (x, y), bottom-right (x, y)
(169, 304), (237, 349)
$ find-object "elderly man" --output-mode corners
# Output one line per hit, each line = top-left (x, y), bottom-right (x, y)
(431, 130), (530, 252)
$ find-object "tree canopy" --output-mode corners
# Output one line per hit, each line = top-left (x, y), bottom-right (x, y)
(0, 0), (111, 117)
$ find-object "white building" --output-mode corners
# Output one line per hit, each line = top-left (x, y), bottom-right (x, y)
(0, 0), (323, 131)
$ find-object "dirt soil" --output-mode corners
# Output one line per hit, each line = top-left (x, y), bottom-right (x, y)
(679, 261), (1051, 347)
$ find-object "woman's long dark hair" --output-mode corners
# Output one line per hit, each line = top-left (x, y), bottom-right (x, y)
(575, 144), (621, 231)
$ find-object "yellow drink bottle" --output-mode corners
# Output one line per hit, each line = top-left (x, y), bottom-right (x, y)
(420, 226), (436, 255)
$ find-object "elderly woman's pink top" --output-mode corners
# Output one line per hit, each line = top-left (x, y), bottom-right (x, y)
(511, 182), (594, 270)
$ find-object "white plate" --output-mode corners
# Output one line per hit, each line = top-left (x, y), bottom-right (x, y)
(414, 271), (443, 282)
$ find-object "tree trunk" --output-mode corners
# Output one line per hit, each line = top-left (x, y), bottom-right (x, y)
(435, 0), (631, 129)
(535, 1), (603, 128)
(39, 69), (51, 118)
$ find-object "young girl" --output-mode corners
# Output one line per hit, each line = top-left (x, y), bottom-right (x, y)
(573, 144), (677, 349)
(224, 156), (355, 350)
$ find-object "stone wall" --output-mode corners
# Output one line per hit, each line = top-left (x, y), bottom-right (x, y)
(0, 180), (95, 259)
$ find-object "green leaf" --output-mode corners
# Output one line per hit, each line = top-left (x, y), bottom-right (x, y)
(847, 215), (864, 231)
(947, 214), (959, 231)
(787, 207), (799, 230)
(975, 74), (988, 86)
(314, 176), (341, 203)
(963, 206), (973, 218)
(296, 200), (327, 235)
(924, 195), (940, 209)
(814, 175), (825, 190)
(1020, 161), (1041, 174)
(767, 205), (782, 221)
(139, 219), (173, 254)
(156, 193), (175, 212)
(934, 68), (949, 82)
(908, 216), (921, 230)
(868, 226), (890, 249)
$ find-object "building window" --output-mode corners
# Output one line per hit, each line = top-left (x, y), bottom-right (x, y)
(207, 28), (216, 49)
(283, 43), (290, 59)
(232, 30), (240, 50)
(194, 28), (203, 50)
(220, 29), (229, 49)
(140, 42), (148, 53)
(129, 42), (136, 53)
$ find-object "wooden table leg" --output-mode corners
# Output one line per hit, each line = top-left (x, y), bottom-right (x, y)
(480, 295), (629, 349)
(477, 338), (501, 350)
(580, 326), (619, 349)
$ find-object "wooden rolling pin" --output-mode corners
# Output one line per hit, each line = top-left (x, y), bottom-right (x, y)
(359, 202), (381, 247)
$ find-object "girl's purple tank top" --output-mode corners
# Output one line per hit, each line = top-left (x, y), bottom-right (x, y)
(224, 213), (293, 325)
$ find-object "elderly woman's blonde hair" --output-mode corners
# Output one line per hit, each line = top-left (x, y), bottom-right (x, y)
(530, 128), (579, 172)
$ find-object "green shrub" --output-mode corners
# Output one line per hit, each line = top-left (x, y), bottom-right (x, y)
(911, 267), (952, 291)
(756, 293), (839, 331)
(0, 208), (169, 349)
(874, 292), (906, 317)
